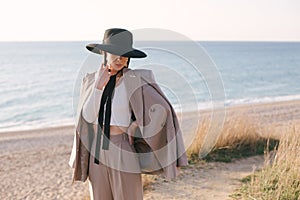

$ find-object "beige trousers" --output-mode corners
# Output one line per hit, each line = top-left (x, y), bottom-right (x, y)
(88, 132), (143, 200)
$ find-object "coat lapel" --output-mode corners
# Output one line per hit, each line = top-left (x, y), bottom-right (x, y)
(122, 68), (144, 134)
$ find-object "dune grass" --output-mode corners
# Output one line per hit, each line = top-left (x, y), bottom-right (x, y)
(230, 125), (300, 200)
(186, 110), (300, 199)
(186, 114), (279, 163)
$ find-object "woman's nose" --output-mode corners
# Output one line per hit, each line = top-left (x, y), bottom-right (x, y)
(117, 56), (125, 61)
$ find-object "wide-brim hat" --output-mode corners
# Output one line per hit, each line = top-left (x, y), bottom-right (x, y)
(86, 28), (147, 58)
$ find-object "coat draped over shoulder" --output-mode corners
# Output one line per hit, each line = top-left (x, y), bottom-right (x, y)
(69, 67), (188, 184)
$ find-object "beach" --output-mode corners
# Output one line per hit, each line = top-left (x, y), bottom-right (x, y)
(1, 100), (299, 200)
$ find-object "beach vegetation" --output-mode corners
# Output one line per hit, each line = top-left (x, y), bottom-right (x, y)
(231, 125), (300, 200)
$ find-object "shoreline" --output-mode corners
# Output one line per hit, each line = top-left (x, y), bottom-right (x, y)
(1, 98), (299, 137)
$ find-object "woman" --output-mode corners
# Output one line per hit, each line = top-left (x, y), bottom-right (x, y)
(69, 28), (188, 200)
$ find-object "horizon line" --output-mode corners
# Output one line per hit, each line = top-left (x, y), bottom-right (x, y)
(0, 39), (300, 43)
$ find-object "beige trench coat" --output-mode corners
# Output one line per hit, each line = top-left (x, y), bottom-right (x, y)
(69, 67), (188, 184)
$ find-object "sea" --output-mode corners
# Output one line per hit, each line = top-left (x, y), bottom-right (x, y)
(0, 41), (299, 132)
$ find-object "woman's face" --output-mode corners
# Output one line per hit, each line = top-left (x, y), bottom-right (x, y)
(105, 52), (129, 74)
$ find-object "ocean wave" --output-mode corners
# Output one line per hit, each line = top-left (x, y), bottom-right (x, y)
(224, 94), (300, 107)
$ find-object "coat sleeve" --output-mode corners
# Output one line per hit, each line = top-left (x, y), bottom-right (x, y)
(148, 70), (189, 167)
(140, 70), (189, 179)
(68, 75), (86, 169)
(69, 73), (96, 183)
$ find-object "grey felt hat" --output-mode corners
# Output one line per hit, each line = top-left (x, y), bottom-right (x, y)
(86, 28), (147, 58)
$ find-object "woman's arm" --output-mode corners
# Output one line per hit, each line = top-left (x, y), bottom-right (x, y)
(82, 83), (104, 123)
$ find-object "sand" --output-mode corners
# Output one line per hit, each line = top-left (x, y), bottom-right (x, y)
(143, 155), (265, 200)
(1, 100), (299, 200)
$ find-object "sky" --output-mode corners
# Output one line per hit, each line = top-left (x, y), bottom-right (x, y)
(0, 0), (299, 42)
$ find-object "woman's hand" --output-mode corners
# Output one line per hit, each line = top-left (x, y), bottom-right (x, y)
(95, 63), (111, 90)
(127, 121), (138, 145)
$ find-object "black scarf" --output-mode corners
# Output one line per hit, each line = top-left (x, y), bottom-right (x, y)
(94, 68), (123, 164)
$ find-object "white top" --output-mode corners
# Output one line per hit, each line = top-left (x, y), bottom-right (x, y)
(82, 69), (132, 127)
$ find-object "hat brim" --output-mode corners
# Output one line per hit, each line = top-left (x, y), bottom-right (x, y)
(86, 43), (147, 58)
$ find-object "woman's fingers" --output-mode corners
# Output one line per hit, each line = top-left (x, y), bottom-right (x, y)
(99, 63), (105, 73)
(95, 63), (112, 89)
(99, 63), (111, 78)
